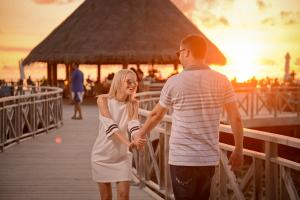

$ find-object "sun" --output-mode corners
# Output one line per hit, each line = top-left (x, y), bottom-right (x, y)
(222, 41), (263, 82)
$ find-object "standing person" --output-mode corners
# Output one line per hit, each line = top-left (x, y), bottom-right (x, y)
(135, 35), (244, 200)
(91, 69), (146, 200)
(71, 63), (84, 120)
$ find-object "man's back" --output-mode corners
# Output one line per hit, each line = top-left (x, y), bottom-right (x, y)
(159, 67), (236, 166)
(71, 69), (84, 92)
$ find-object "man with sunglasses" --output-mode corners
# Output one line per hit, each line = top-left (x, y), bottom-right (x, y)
(134, 35), (244, 200)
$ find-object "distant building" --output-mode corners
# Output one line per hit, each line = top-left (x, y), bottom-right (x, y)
(284, 52), (291, 82)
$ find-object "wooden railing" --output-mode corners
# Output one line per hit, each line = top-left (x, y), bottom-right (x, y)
(143, 83), (300, 119)
(133, 91), (300, 200)
(0, 86), (63, 151)
(229, 87), (300, 119)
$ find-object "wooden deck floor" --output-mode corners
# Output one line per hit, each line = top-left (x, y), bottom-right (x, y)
(0, 103), (155, 200)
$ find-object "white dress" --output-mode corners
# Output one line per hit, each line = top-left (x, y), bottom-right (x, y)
(91, 98), (140, 182)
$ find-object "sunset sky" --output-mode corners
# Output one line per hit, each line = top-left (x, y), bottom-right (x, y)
(0, 0), (299, 82)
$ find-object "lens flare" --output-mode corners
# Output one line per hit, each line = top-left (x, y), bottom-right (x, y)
(55, 136), (62, 144)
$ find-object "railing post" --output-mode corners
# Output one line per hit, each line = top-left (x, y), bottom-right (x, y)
(265, 141), (279, 200)
(0, 101), (4, 152)
(138, 137), (146, 189)
(220, 151), (228, 200)
(45, 94), (49, 133)
(250, 88), (254, 119)
(32, 95), (36, 134)
(16, 98), (21, 142)
(254, 158), (263, 200)
(159, 132), (165, 190)
(164, 123), (172, 200)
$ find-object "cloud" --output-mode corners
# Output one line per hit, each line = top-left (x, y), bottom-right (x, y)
(256, 0), (270, 11)
(0, 46), (31, 52)
(33, 0), (76, 4)
(171, 0), (196, 13)
(295, 58), (300, 66)
(261, 17), (275, 26)
(260, 58), (276, 66)
(280, 11), (298, 25)
(171, 0), (231, 28)
(200, 15), (230, 27)
(261, 10), (299, 26)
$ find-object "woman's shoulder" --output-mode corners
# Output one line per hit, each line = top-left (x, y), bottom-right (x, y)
(97, 94), (109, 104)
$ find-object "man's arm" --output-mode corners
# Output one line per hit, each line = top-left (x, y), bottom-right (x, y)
(224, 101), (244, 170)
(135, 103), (168, 138)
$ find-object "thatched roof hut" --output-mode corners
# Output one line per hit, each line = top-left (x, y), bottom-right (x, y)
(23, 0), (226, 84)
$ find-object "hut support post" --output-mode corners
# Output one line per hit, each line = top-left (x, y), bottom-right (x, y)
(66, 64), (70, 81)
(97, 64), (101, 83)
(53, 63), (57, 86)
(123, 63), (128, 69)
(173, 63), (178, 71)
(47, 63), (52, 85)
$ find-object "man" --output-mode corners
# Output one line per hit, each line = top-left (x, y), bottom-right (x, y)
(71, 63), (84, 120)
(135, 35), (244, 200)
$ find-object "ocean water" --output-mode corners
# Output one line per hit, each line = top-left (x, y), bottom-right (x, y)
(0, 64), (179, 83)
(0, 63), (296, 84)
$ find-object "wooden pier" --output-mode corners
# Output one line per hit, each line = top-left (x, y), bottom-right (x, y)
(1, 87), (300, 200)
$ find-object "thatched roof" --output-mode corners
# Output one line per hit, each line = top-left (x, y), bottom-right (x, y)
(23, 0), (226, 65)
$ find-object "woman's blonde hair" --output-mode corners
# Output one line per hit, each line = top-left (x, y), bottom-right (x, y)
(108, 69), (138, 119)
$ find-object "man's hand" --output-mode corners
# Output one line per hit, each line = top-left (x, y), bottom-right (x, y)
(133, 133), (147, 150)
(228, 148), (243, 171)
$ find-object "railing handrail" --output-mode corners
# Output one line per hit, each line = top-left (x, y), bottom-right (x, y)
(0, 86), (63, 102)
(139, 108), (300, 149)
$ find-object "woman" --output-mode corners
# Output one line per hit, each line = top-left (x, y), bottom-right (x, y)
(91, 69), (145, 200)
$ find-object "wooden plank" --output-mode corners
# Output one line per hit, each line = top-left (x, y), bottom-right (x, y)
(0, 105), (155, 200)
(265, 142), (279, 200)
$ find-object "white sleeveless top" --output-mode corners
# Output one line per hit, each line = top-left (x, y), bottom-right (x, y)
(91, 98), (134, 182)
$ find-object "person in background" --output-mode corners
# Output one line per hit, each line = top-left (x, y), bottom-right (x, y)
(26, 76), (35, 86)
(71, 63), (84, 120)
(134, 35), (244, 200)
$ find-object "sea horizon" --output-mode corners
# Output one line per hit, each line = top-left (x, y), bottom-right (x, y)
(1, 62), (298, 84)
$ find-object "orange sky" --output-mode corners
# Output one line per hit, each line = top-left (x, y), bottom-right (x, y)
(0, 0), (300, 82)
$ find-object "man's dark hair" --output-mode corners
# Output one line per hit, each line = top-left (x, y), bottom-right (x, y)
(181, 35), (207, 59)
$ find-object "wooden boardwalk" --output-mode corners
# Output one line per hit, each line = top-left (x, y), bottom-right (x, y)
(0, 103), (155, 200)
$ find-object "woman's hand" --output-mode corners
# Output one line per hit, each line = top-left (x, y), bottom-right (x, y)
(128, 142), (136, 151)
(133, 136), (146, 150)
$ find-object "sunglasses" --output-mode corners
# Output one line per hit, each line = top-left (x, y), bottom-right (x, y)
(176, 48), (186, 59)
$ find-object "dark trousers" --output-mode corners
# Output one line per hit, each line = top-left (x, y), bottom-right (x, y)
(170, 165), (215, 200)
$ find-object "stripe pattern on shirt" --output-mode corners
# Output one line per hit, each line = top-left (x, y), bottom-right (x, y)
(159, 69), (236, 166)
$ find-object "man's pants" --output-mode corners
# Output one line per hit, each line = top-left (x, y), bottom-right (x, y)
(170, 165), (215, 200)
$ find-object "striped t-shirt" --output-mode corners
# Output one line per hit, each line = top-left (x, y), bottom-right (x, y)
(159, 67), (236, 166)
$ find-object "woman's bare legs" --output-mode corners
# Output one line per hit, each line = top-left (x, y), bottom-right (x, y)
(116, 181), (130, 200)
(97, 182), (112, 200)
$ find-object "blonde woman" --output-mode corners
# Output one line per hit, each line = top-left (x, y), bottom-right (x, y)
(91, 69), (145, 200)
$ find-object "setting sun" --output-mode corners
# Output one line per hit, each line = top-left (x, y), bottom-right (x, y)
(224, 39), (264, 82)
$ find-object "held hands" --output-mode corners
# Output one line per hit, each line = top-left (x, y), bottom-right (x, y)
(133, 136), (147, 150)
(130, 131), (147, 150)
(128, 137), (146, 150)
(228, 148), (244, 171)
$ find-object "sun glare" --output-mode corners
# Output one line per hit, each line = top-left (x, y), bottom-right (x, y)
(222, 40), (263, 82)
